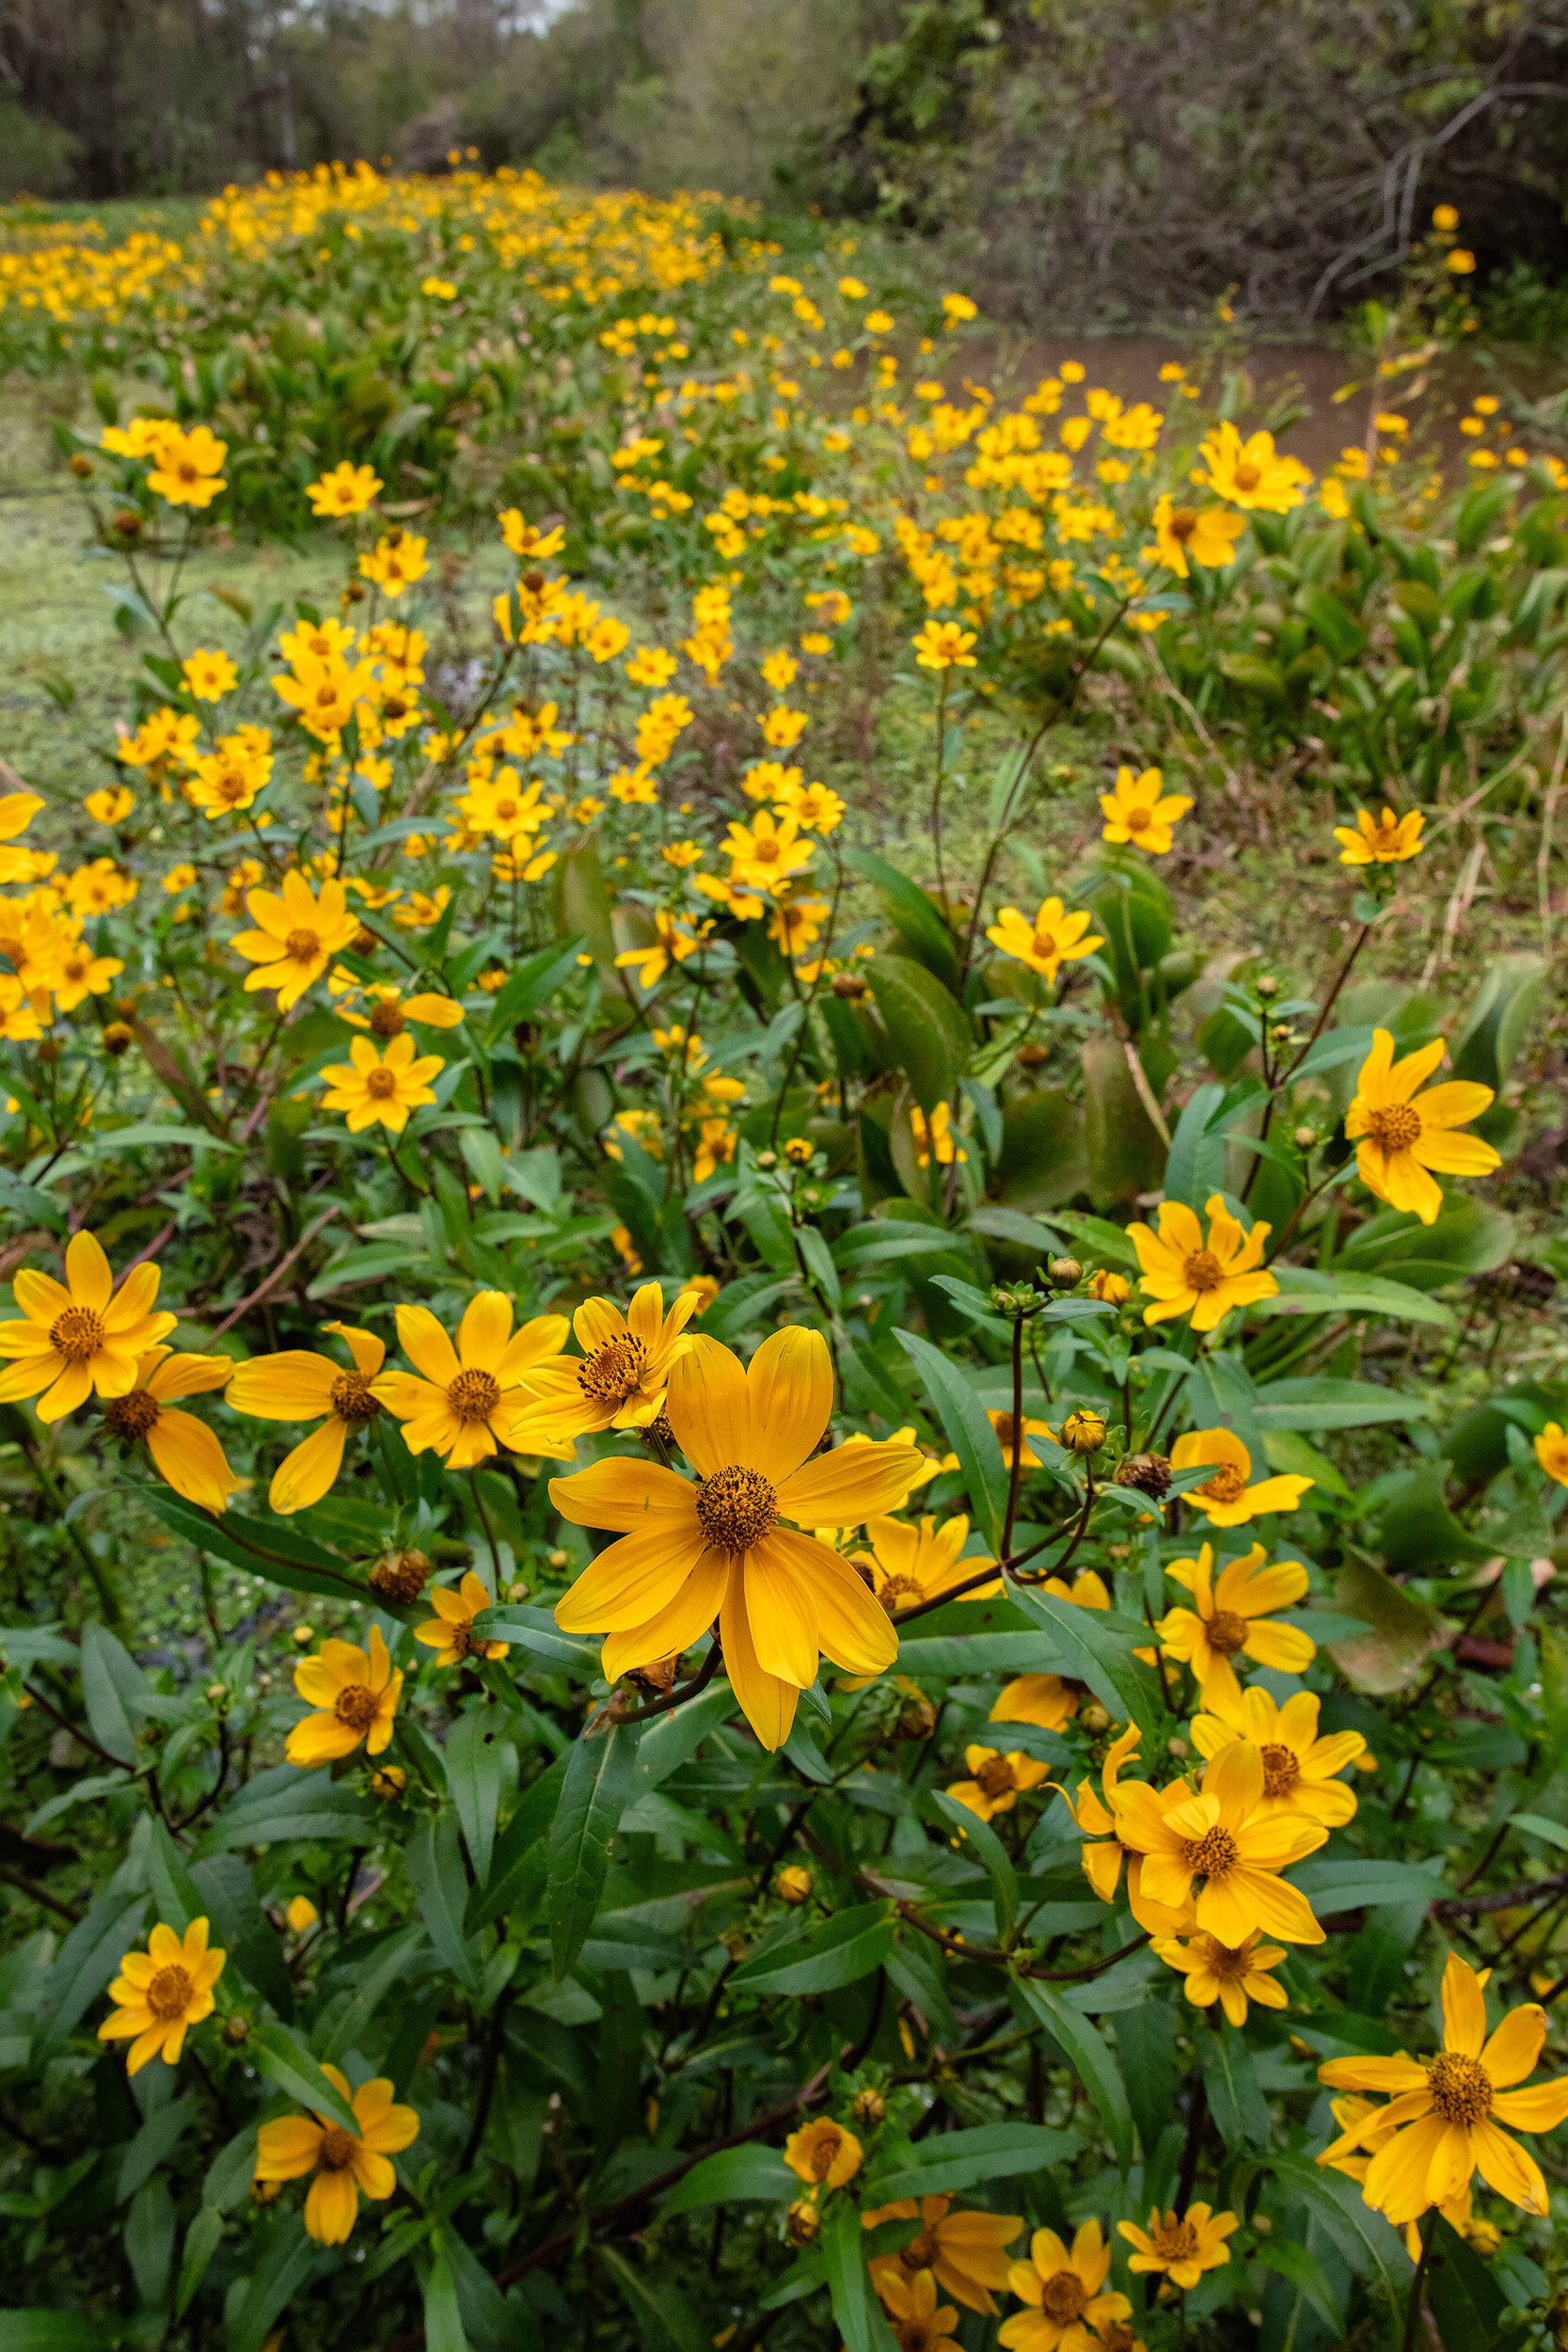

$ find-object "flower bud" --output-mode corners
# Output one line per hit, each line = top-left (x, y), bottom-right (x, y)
(1060, 1408), (1105, 1454)
(371, 1764), (408, 1800)
(830, 971), (866, 999)
(1115, 1452), (1172, 1499)
(777, 1866), (813, 1905)
(896, 1690), (938, 1740)
(1255, 975), (1279, 997)
(1293, 1124), (1317, 1150)
(1081, 1703), (1111, 1734)
(786, 2199), (820, 2247)
(755, 1150), (778, 1169)
(784, 1137), (814, 1165)
(1047, 1257), (1083, 1287)
(102, 1022), (134, 1057)
(1086, 1268), (1130, 1304)
(548, 1548), (570, 1567)
(851, 2089), (886, 2127)
(291, 1624), (314, 1648)
(370, 1548), (430, 1603)
(222, 2014), (250, 2047)
(1017, 1042), (1050, 1069)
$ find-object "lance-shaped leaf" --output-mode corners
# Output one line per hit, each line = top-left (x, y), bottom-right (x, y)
(546, 1721), (640, 1980)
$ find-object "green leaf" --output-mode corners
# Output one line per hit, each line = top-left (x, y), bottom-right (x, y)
(78, 1621), (146, 1763)
(1251, 1377), (1429, 1432)
(1006, 1581), (1161, 1740)
(547, 1722), (641, 1980)
(469, 1603), (603, 1676)
(149, 1818), (204, 1934)
(36, 1891), (148, 2055)
(247, 2022), (360, 2133)
(868, 2122), (1078, 2199)
(1268, 2151), (1411, 2305)
(0, 2320), (110, 2351)
(174, 2204), (224, 2322)
(421, 2240), (468, 2352)
(1378, 1465), (1497, 1572)
(445, 1706), (506, 1883)
(406, 1810), (480, 1992)
(1195, 2023), (1270, 2150)
(1298, 584), (1367, 663)
(1255, 1268), (1455, 1327)
(1014, 1979), (1134, 2172)
(1451, 953), (1547, 1093)
(140, 1486), (368, 1606)
(728, 1901), (895, 1995)
(1291, 1859), (1448, 1909)
(483, 935), (586, 1043)
(893, 1327), (1007, 1549)
(864, 953), (973, 1113)
(599, 2245), (711, 2352)
(656, 2147), (797, 2217)
(193, 1763), (378, 1856)
(931, 1791), (1017, 1942)
(467, 1750), (568, 1932)
(1425, 2214), (1512, 2350)
(1507, 1811), (1568, 1855)
(842, 849), (958, 985)
(823, 2194), (886, 2352)
(1251, 2237), (1344, 2336)
(226, 2215), (324, 2352)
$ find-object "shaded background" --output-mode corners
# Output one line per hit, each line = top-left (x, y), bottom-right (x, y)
(3, 0), (1568, 329)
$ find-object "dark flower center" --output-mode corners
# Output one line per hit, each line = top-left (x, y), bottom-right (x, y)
(1365, 1103), (1422, 1153)
(103, 1390), (160, 1439)
(51, 1306), (105, 1363)
(1206, 1608), (1250, 1655)
(975, 1757), (1017, 1799)
(696, 1464), (778, 1555)
(334, 1682), (380, 1733)
(577, 1334), (647, 1404)
(330, 1372), (380, 1427)
(1198, 1465), (1248, 1506)
(1183, 1248), (1223, 1292)
(1182, 1826), (1240, 1881)
(1428, 2051), (1492, 2125)
(365, 1068), (399, 1099)
(1260, 1742), (1300, 1796)
(317, 2124), (358, 2171)
(285, 927), (321, 962)
(369, 1001), (405, 1038)
(1150, 2218), (1200, 2262)
(147, 1963), (193, 2020)
(1166, 508), (1198, 542)
(449, 1368), (501, 1422)
(1039, 2271), (1088, 2323)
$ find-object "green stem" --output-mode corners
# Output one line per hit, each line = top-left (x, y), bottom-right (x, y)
(14, 1420), (122, 1626)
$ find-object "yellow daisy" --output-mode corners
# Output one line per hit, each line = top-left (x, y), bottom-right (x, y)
(1196, 421), (1312, 513)
(1115, 1741), (1326, 1946)
(1127, 1194), (1277, 1330)
(372, 1296), (568, 1470)
(414, 1569), (511, 1667)
(1333, 805), (1425, 866)
(1117, 2204), (1238, 2290)
(0, 1230), (176, 1421)
(1151, 1931), (1289, 2027)
(320, 1032), (445, 1135)
(1169, 1426), (1312, 1524)
(100, 1347), (241, 1513)
(285, 1627), (402, 1766)
(999, 2220), (1132, 2352)
(851, 1514), (993, 1616)
(1189, 1684), (1365, 1826)
(1344, 1027), (1498, 1227)
(784, 2116), (862, 2186)
(863, 2195), (1022, 2315)
(946, 1744), (1050, 1823)
(505, 1281), (704, 1449)
(253, 2065), (419, 2245)
(985, 897), (1102, 983)
(98, 1916), (226, 2074)
(231, 870), (361, 1011)
(549, 1329), (921, 1749)
(1156, 1541), (1314, 1707)
(1149, 495), (1244, 577)
(1098, 766), (1193, 854)
(228, 1322), (387, 1513)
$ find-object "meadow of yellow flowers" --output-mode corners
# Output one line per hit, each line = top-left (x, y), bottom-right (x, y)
(1, 162), (1568, 2352)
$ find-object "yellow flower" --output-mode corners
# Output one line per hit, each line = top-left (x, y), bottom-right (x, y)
(274, 650), (375, 740)
(373, 1297), (567, 1470)
(1116, 1740), (1326, 1945)
(775, 777), (845, 834)
(98, 1916), (226, 2074)
(722, 809), (815, 895)
(784, 2117), (863, 2187)
(1189, 1683), (1364, 1826)
(232, 870), (360, 1012)
(1169, 1427), (1312, 1524)
(851, 1514), (993, 1616)
(1448, 247), (1477, 275)
(1128, 1194), (1277, 1330)
(614, 910), (707, 992)
(879, 2269), (960, 2352)
(1196, 421), (1312, 513)
(1099, 766), (1193, 854)
(777, 1864), (812, 1903)
(253, 2065), (420, 2245)
(320, 1032), (444, 1136)
(55, 941), (125, 1011)
(228, 1323), (388, 1513)
(1086, 1268), (1130, 1304)
(863, 2195), (1022, 2315)
(147, 423), (228, 508)
(1333, 804), (1425, 865)
(1157, 1540), (1314, 1707)
(1345, 1027), (1498, 1227)
(285, 1626), (402, 1766)
(549, 1330), (920, 1749)
(1064, 1725), (1181, 1929)
(334, 982), (466, 1039)
(308, 461), (383, 516)
(999, 2220), (1132, 2352)
(358, 531), (428, 597)
(101, 1347), (241, 1513)
(985, 1409), (1055, 1470)
(911, 1100), (965, 1168)
(187, 736), (273, 818)
(506, 1281), (704, 1450)
(1117, 2205), (1238, 2290)
(85, 786), (134, 824)
(285, 1897), (318, 1931)
(912, 621), (978, 669)
(1152, 1931), (1289, 2026)
(1317, 1951), (1568, 2223)
(415, 1569), (510, 1667)
(985, 898), (1102, 983)
(1148, 496), (1244, 577)
(0, 1230), (176, 1422)
(946, 1744), (1049, 1823)
(1535, 1422), (1568, 1486)
(182, 648), (238, 702)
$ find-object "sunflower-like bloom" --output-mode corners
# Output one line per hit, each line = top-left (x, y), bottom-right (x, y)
(1117, 1742), (1325, 1945)
(101, 1347), (241, 1512)
(1317, 1951), (1568, 2222)
(851, 1513), (994, 1617)
(1128, 1195), (1277, 1330)
(254, 2065), (420, 2245)
(990, 1572), (1108, 1731)
(1099, 766), (1193, 854)
(320, 1032), (444, 1135)
(999, 2220), (1132, 2352)
(308, 461), (383, 517)
(880, 2269), (959, 2352)
(229, 1323), (387, 1513)
(1344, 1028), (1498, 1228)
(332, 981), (466, 1038)
(1149, 496), (1244, 578)
(0, 1231), (176, 1421)
(863, 2195), (1022, 2315)
(98, 1917), (225, 2073)
(549, 1329), (921, 1748)
(1151, 1931), (1289, 2026)
(784, 2116), (862, 2187)
(947, 1743), (1049, 1823)
(506, 1281), (704, 1451)
(372, 1296), (568, 1470)
(414, 1570), (511, 1667)
(1117, 2204), (1238, 2290)
(1196, 421), (1311, 513)
(1536, 1422), (1568, 1486)
(232, 870), (361, 1012)
(146, 423), (228, 508)
(1169, 1427), (1312, 1525)
(1061, 1725), (1193, 1936)
(1189, 1684), (1364, 1826)
(285, 1626), (402, 1766)
(1333, 805), (1425, 866)
(722, 809), (815, 898)
(985, 897), (1102, 983)
(1156, 1541), (1314, 1708)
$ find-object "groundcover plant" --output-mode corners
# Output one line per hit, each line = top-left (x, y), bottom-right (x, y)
(5, 164), (1568, 2351)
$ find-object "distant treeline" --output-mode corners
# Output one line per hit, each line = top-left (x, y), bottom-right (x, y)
(3, 0), (1567, 326)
